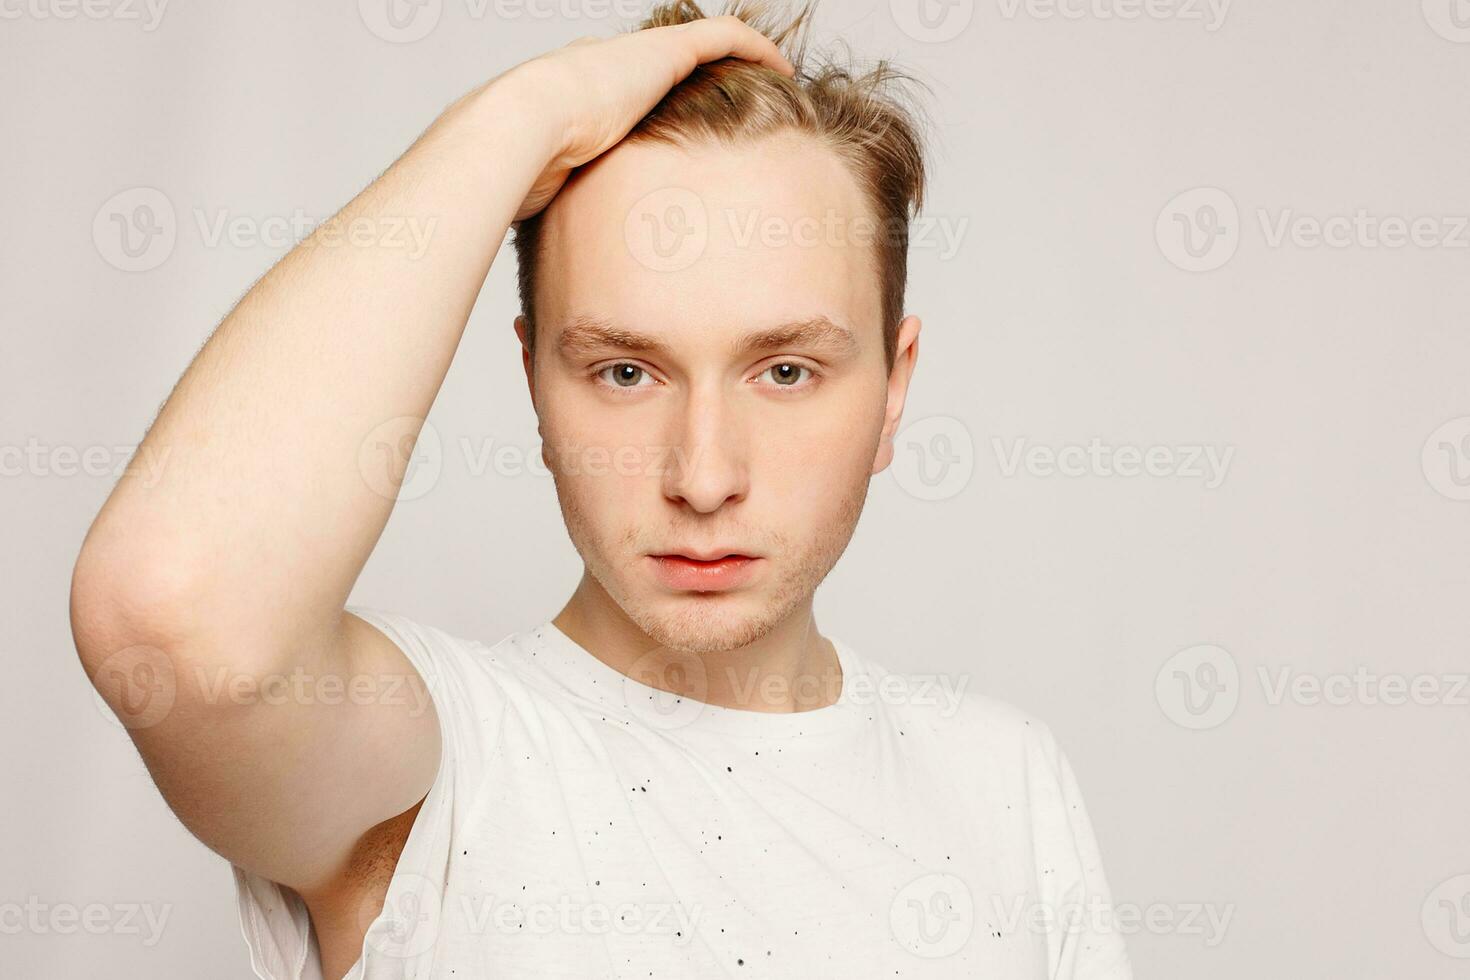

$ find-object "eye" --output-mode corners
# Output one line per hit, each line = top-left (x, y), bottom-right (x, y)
(755, 362), (815, 388)
(595, 362), (657, 389)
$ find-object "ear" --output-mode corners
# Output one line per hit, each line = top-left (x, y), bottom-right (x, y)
(514, 314), (537, 413)
(871, 314), (922, 476)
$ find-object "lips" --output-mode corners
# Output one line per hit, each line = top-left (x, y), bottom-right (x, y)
(658, 550), (753, 562)
(648, 552), (760, 592)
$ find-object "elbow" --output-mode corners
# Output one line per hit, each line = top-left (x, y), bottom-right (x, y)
(69, 531), (204, 682)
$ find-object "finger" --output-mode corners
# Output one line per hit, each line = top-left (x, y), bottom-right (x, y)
(664, 16), (796, 77)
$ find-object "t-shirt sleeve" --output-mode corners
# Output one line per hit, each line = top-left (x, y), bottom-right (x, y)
(1027, 722), (1134, 980)
(229, 605), (505, 980)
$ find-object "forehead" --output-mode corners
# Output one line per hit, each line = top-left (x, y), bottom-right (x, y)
(534, 130), (882, 354)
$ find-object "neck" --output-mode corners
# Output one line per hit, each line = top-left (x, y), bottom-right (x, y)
(552, 569), (842, 713)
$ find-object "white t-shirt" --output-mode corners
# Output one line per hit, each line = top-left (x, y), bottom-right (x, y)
(232, 607), (1133, 980)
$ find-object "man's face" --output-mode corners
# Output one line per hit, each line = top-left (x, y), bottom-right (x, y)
(522, 130), (916, 655)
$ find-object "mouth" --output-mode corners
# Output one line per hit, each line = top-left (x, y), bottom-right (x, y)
(647, 551), (761, 592)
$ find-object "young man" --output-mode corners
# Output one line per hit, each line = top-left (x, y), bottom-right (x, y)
(70, 2), (1132, 977)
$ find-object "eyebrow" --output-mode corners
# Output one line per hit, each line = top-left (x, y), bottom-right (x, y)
(555, 313), (861, 360)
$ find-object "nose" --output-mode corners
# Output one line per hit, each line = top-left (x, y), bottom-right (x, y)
(661, 384), (749, 514)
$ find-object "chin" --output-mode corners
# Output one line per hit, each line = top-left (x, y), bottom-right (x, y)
(625, 590), (787, 656)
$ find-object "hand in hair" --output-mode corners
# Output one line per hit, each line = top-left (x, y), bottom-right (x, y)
(487, 13), (797, 221)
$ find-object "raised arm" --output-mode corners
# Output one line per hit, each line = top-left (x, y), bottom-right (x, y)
(69, 17), (795, 893)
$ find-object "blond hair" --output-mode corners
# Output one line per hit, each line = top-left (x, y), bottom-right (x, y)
(512, 0), (932, 372)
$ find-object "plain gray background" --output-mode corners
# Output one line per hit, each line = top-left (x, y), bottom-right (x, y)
(4, 0), (1468, 977)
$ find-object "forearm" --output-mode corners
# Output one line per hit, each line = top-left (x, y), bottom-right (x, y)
(75, 80), (553, 659)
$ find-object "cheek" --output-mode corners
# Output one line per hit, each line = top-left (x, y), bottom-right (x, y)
(545, 444), (654, 536)
(541, 392), (674, 542)
(550, 453), (652, 529)
(752, 397), (883, 516)
(786, 376), (887, 455)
